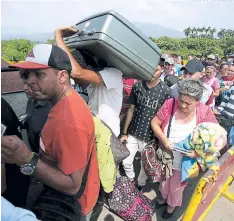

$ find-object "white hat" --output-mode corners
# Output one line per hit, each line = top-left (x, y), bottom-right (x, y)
(207, 54), (215, 60)
(164, 57), (174, 65)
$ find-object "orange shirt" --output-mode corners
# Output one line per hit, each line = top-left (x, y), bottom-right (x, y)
(41, 89), (100, 215)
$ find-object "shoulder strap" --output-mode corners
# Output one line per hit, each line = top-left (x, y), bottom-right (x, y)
(92, 113), (114, 135)
(75, 151), (92, 199)
(167, 98), (175, 138)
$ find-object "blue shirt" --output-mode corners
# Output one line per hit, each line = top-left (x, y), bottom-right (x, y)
(175, 64), (183, 76)
(1, 197), (39, 221)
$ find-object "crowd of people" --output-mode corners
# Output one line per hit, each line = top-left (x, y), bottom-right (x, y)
(1, 26), (234, 221)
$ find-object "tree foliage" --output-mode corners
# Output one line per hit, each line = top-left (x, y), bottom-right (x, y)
(150, 27), (234, 58)
(1, 39), (34, 62)
(46, 38), (56, 45)
(183, 26), (217, 39)
(1, 38), (56, 62)
(183, 27), (234, 39)
(150, 36), (230, 58)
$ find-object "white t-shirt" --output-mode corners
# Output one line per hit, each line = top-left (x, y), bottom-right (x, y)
(164, 115), (197, 171)
(87, 68), (123, 136)
(170, 83), (212, 104)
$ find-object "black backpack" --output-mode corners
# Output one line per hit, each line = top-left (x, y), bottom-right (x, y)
(32, 154), (92, 221)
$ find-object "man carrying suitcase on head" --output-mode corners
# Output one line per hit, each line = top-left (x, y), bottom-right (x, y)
(55, 27), (123, 137)
(120, 61), (171, 190)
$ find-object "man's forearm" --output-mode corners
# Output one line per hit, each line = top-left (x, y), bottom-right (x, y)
(34, 159), (80, 195)
(55, 31), (83, 76)
(122, 108), (134, 134)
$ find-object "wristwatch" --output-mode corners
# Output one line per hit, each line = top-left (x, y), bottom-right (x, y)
(20, 152), (39, 175)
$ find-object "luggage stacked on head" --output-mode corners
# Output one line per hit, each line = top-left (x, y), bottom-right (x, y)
(64, 10), (161, 81)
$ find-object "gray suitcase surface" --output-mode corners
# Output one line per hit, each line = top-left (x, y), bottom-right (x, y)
(64, 10), (161, 81)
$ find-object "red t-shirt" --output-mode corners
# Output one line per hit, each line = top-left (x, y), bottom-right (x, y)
(41, 89), (100, 215)
(222, 76), (234, 89)
(120, 77), (140, 114)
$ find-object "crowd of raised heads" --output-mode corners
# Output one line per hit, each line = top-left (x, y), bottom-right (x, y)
(156, 52), (234, 107)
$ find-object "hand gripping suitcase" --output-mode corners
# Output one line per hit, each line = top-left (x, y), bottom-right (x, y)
(64, 10), (161, 81)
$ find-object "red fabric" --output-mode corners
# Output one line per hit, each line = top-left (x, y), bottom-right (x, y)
(205, 92), (213, 106)
(41, 89), (100, 215)
(203, 77), (220, 106)
(156, 98), (218, 131)
(222, 76), (234, 89)
(121, 77), (140, 114)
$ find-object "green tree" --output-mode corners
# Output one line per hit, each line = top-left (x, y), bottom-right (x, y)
(217, 29), (226, 39)
(1, 39), (34, 62)
(46, 38), (56, 44)
(183, 28), (189, 37)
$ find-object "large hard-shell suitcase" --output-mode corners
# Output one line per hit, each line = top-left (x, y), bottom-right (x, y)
(64, 10), (161, 81)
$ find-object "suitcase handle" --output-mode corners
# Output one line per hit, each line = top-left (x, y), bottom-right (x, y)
(77, 29), (96, 36)
(77, 29), (84, 36)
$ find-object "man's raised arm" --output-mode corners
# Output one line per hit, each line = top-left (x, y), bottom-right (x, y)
(55, 26), (104, 85)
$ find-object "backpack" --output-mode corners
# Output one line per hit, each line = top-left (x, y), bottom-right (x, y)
(32, 153), (92, 221)
(108, 176), (153, 221)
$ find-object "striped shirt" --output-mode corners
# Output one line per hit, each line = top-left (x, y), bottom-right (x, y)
(218, 85), (234, 117)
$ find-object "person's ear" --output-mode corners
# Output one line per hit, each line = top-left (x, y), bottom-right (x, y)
(58, 70), (69, 84)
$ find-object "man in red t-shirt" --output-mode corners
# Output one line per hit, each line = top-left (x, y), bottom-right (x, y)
(1, 44), (100, 220)
(120, 78), (140, 114)
(222, 65), (234, 89)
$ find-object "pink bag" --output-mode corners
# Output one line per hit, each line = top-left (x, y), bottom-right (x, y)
(108, 176), (153, 221)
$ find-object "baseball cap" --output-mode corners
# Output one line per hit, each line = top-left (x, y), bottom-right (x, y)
(164, 57), (174, 65)
(10, 44), (72, 73)
(207, 54), (215, 60)
(181, 60), (204, 74)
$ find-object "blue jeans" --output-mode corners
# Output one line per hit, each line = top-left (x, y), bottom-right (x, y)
(80, 210), (93, 221)
(228, 126), (234, 146)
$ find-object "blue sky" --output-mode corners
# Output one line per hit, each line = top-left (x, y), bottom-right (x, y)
(1, 0), (234, 34)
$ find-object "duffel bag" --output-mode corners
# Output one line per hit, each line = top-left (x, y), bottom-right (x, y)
(108, 176), (153, 221)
